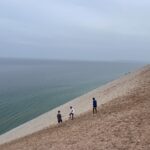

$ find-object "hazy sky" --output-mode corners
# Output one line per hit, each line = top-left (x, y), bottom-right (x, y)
(0, 0), (150, 62)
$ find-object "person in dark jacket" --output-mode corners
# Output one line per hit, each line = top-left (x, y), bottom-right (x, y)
(57, 110), (62, 124)
(93, 97), (97, 114)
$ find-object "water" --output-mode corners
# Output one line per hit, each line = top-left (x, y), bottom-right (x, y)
(0, 58), (144, 134)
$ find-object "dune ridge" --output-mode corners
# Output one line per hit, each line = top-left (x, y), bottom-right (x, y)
(0, 65), (150, 149)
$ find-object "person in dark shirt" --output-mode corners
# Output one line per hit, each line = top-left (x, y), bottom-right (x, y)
(57, 110), (62, 124)
(93, 97), (97, 114)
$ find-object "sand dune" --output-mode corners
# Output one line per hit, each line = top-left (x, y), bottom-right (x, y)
(0, 65), (150, 150)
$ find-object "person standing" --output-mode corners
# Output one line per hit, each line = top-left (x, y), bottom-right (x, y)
(93, 97), (97, 114)
(69, 106), (75, 120)
(57, 110), (62, 124)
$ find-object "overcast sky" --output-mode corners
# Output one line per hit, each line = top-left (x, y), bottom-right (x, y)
(0, 0), (150, 62)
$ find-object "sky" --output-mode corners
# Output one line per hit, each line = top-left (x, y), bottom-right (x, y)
(0, 0), (150, 62)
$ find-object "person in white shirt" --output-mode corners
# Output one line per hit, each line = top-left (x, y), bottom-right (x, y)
(69, 106), (75, 120)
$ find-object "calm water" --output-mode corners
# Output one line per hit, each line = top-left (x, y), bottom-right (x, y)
(0, 58), (144, 134)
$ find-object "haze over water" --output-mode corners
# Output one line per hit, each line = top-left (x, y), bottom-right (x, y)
(0, 58), (144, 134)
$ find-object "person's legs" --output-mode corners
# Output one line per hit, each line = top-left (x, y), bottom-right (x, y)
(70, 113), (74, 120)
(93, 107), (95, 114)
(69, 113), (73, 120)
(69, 113), (72, 119)
(93, 107), (97, 114)
(72, 113), (74, 120)
(95, 107), (97, 113)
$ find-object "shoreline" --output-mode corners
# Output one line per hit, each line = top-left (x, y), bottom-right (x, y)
(0, 65), (148, 145)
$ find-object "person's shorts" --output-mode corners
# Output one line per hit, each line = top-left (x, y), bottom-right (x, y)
(70, 113), (74, 116)
(58, 119), (62, 123)
(93, 107), (97, 109)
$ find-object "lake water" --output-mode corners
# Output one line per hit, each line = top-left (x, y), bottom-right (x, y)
(0, 58), (144, 134)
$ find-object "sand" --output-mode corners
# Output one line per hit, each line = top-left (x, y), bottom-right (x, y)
(0, 65), (150, 150)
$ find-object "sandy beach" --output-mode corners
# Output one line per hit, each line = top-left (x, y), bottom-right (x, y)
(0, 65), (150, 149)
